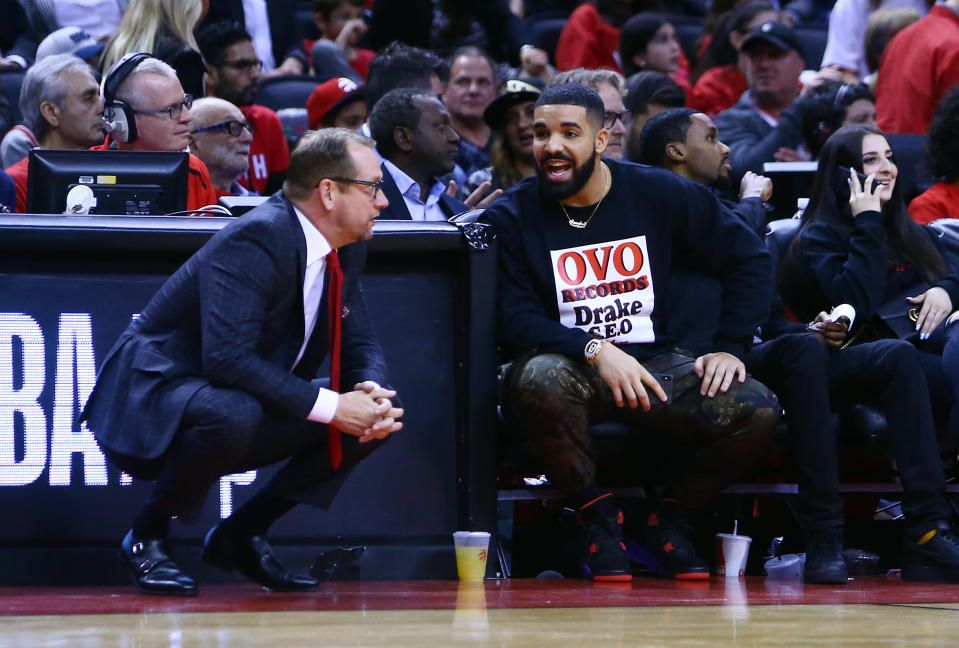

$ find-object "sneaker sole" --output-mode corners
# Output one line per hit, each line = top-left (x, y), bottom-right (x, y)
(625, 539), (709, 580)
(591, 573), (633, 582)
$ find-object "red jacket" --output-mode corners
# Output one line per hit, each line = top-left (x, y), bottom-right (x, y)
(910, 182), (959, 225)
(689, 65), (748, 118)
(876, 6), (959, 134)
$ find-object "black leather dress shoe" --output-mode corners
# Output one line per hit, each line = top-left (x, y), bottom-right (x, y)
(201, 525), (319, 592)
(119, 530), (198, 596)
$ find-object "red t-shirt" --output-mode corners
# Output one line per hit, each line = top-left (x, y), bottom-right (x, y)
(910, 182), (959, 225)
(5, 156), (28, 213)
(689, 65), (748, 118)
(876, 6), (959, 135)
(349, 48), (374, 80)
(238, 104), (290, 194)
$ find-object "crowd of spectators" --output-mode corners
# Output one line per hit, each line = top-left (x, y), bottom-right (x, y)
(4, 0), (959, 585)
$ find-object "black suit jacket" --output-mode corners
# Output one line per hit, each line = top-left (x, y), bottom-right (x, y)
(202, 0), (308, 69)
(82, 192), (387, 460)
(378, 162), (468, 221)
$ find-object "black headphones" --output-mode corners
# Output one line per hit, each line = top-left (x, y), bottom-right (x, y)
(101, 52), (155, 144)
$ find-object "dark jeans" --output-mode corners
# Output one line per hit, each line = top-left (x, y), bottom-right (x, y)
(501, 351), (781, 508)
(746, 334), (950, 537)
(135, 383), (382, 522)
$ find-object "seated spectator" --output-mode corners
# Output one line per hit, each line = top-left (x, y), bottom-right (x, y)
(188, 97), (256, 199)
(618, 14), (691, 96)
(364, 42), (447, 120)
(368, 87), (467, 221)
(201, 0), (307, 77)
(910, 86), (959, 225)
(197, 21), (290, 195)
(0, 0), (37, 69)
(0, 26), (108, 168)
(799, 81), (877, 159)
(100, 0), (207, 98)
(4, 54), (105, 212)
(551, 68), (628, 160)
(311, 0), (373, 82)
(442, 47), (500, 178)
(306, 77), (366, 131)
(466, 79), (540, 193)
(21, 0), (124, 42)
(689, 2), (779, 117)
(35, 26), (105, 67)
(821, 0), (929, 83)
(862, 8), (921, 88)
(623, 71), (686, 162)
(875, 0), (959, 134)
(714, 22), (809, 187)
(557, 0), (649, 71)
(638, 107), (959, 585)
(481, 83), (780, 582)
(94, 53), (218, 212)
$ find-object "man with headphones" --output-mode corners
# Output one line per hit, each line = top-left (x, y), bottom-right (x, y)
(96, 52), (219, 212)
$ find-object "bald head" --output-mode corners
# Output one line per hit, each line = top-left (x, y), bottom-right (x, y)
(188, 97), (253, 192)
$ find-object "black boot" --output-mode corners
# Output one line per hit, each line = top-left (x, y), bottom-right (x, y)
(577, 494), (631, 582)
(804, 527), (848, 584)
(902, 521), (959, 583)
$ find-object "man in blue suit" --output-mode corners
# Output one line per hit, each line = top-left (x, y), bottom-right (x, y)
(82, 128), (403, 596)
(368, 87), (469, 221)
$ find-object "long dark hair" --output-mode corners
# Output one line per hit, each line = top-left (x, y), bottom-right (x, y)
(619, 13), (668, 78)
(793, 125), (947, 283)
(694, 2), (774, 81)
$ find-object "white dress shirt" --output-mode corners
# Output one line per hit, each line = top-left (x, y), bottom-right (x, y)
(382, 159), (448, 221)
(242, 0), (277, 71)
(293, 207), (339, 423)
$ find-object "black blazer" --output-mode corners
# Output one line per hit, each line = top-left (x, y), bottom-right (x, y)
(202, 0), (308, 69)
(82, 192), (387, 460)
(378, 162), (468, 221)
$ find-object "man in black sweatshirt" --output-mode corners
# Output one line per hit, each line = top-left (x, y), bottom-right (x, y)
(636, 107), (959, 585)
(483, 84), (781, 582)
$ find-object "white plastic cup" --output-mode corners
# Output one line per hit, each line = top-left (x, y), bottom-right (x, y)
(715, 533), (751, 579)
(453, 531), (490, 581)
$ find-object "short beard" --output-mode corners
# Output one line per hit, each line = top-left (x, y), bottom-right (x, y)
(536, 153), (597, 201)
(710, 172), (731, 192)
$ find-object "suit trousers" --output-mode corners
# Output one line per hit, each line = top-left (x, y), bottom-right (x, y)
(501, 351), (781, 508)
(137, 382), (382, 522)
(746, 334), (950, 537)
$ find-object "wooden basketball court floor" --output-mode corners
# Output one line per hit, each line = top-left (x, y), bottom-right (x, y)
(4, 576), (959, 646)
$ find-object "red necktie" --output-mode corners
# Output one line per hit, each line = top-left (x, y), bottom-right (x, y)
(327, 249), (343, 470)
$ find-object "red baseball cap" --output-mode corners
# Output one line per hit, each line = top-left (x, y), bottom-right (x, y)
(307, 77), (365, 130)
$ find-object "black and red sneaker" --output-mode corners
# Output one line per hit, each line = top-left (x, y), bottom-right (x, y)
(577, 493), (632, 582)
(625, 501), (709, 580)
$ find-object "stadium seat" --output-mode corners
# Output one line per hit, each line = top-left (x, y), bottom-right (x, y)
(886, 133), (934, 205)
(795, 26), (828, 69)
(252, 75), (331, 112)
(523, 17), (567, 64)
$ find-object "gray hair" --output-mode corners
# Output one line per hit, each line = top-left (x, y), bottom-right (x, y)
(283, 127), (376, 200)
(113, 56), (179, 104)
(550, 68), (626, 96)
(20, 54), (96, 142)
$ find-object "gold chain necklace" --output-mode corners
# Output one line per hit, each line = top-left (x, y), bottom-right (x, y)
(559, 162), (610, 229)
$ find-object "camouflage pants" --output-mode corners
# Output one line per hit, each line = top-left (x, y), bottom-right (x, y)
(501, 351), (781, 507)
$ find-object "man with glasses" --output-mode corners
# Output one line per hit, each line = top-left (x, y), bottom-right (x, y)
(368, 87), (468, 221)
(550, 69), (629, 160)
(94, 55), (218, 212)
(82, 127), (402, 596)
(198, 21), (290, 196)
(189, 97), (257, 198)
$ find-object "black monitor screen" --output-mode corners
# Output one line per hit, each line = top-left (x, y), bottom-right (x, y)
(26, 149), (189, 215)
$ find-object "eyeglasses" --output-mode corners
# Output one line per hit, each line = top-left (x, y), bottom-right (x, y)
(604, 109), (631, 129)
(221, 58), (263, 73)
(329, 176), (382, 199)
(190, 119), (255, 136)
(135, 94), (194, 120)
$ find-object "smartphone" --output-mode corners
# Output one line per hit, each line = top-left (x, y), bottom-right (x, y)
(651, 373), (673, 405)
(836, 165), (880, 200)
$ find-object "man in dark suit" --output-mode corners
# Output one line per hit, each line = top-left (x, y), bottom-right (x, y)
(82, 128), (402, 596)
(368, 87), (468, 220)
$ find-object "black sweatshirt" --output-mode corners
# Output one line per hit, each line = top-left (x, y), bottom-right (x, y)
(781, 210), (959, 326)
(482, 160), (773, 363)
